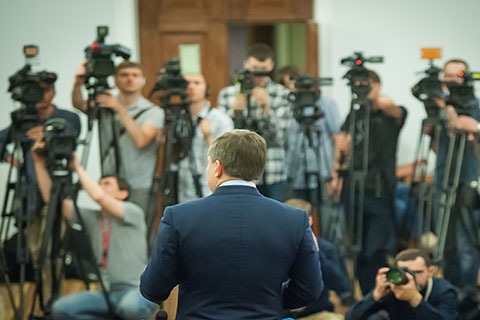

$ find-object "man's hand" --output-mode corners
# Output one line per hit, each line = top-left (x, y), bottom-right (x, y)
(372, 267), (391, 301)
(31, 141), (46, 163)
(199, 119), (211, 141)
(390, 272), (423, 307)
(336, 133), (351, 155)
(96, 92), (122, 113)
(374, 95), (394, 111)
(26, 126), (44, 142)
(432, 97), (447, 109)
(70, 153), (81, 172)
(74, 60), (88, 86)
(327, 170), (342, 196)
(252, 87), (270, 114)
(232, 93), (247, 112)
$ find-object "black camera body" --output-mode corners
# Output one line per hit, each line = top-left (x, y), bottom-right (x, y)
(412, 63), (446, 119)
(386, 267), (416, 285)
(341, 52), (383, 100)
(446, 72), (480, 116)
(41, 118), (77, 177)
(152, 58), (193, 164)
(288, 75), (332, 127)
(8, 66), (56, 106)
(84, 26), (131, 90)
(235, 69), (270, 93)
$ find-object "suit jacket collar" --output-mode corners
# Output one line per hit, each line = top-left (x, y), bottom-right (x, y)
(211, 185), (263, 197)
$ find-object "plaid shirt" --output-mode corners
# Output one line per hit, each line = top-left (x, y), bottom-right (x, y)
(217, 80), (293, 185)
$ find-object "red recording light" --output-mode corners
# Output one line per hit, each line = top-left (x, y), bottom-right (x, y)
(91, 42), (100, 52)
(356, 59), (362, 65)
(458, 71), (465, 77)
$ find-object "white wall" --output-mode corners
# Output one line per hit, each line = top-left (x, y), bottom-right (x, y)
(314, 0), (480, 165)
(0, 0), (139, 235)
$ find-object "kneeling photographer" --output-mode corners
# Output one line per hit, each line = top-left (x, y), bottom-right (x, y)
(31, 130), (156, 319)
(346, 249), (457, 320)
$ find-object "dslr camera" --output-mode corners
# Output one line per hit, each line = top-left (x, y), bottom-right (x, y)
(84, 26), (131, 90)
(386, 267), (416, 285)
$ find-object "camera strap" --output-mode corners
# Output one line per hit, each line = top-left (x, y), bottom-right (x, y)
(100, 217), (113, 268)
(423, 277), (433, 302)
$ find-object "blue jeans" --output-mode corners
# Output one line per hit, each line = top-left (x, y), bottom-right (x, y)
(51, 283), (157, 320)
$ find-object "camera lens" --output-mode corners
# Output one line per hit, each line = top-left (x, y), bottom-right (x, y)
(386, 267), (408, 285)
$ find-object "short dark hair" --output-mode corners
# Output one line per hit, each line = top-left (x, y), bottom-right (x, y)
(100, 174), (131, 199)
(444, 59), (469, 72)
(275, 65), (302, 85)
(394, 248), (433, 267)
(208, 129), (267, 181)
(247, 43), (275, 62)
(115, 61), (144, 75)
(368, 70), (381, 84)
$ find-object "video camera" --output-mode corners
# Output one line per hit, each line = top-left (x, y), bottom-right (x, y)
(446, 71), (480, 116)
(84, 26), (131, 90)
(341, 51), (383, 100)
(235, 69), (271, 94)
(288, 74), (333, 127)
(386, 267), (416, 285)
(40, 118), (77, 178)
(7, 45), (57, 135)
(151, 58), (193, 163)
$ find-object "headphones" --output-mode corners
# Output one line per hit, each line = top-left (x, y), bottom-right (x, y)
(205, 83), (211, 97)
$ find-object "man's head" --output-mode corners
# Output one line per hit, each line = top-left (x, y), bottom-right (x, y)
(36, 81), (56, 110)
(394, 249), (435, 290)
(275, 65), (301, 91)
(443, 59), (469, 84)
(99, 174), (131, 201)
(206, 129), (266, 191)
(367, 69), (381, 100)
(184, 73), (208, 103)
(243, 44), (275, 88)
(114, 61), (146, 94)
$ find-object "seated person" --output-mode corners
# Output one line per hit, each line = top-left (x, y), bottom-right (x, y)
(31, 141), (156, 320)
(284, 198), (350, 320)
(345, 248), (457, 320)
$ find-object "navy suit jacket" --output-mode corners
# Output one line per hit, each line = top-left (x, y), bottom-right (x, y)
(140, 185), (323, 320)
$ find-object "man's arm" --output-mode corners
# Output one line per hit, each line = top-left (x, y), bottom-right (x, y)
(73, 162), (125, 219)
(283, 211), (323, 309)
(345, 292), (389, 320)
(72, 62), (88, 113)
(96, 94), (162, 148)
(410, 280), (457, 320)
(140, 206), (180, 303)
(375, 95), (405, 124)
(31, 141), (51, 203)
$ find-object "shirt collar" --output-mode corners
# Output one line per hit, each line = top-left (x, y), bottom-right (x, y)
(219, 180), (256, 188)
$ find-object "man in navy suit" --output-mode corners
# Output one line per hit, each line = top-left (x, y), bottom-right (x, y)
(140, 129), (323, 319)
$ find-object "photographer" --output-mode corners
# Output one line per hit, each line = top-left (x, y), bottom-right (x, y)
(217, 44), (292, 201)
(345, 249), (457, 320)
(431, 59), (480, 302)
(176, 73), (233, 203)
(72, 61), (164, 213)
(336, 70), (407, 295)
(0, 75), (81, 181)
(31, 141), (156, 319)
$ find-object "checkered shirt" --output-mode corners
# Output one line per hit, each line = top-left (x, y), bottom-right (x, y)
(217, 80), (293, 185)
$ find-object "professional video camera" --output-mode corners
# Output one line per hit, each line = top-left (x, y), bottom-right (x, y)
(446, 71), (480, 116)
(41, 118), (77, 177)
(235, 69), (271, 94)
(84, 26), (131, 90)
(386, 267), (416, 285)
(288, 74), (333, 126)
(341, 52), (383, 100)
(151, 58), (193, 163)
(7, 45), (57, 134)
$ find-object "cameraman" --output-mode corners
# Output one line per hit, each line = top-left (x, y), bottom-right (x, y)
(72, 61), (164, 213)
(336, 70), (407, 295)
(0, 75), (81, 181)
(431, 58), (480, 301)
(345, 249), (457, 320)
(175, 73), (233, 203)
(31, 142), (156, 319)
(217, 44), (292, 201)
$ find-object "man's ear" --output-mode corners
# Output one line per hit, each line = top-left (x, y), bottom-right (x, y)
(214, 160), (223, 178)
(118, 190), (129, 201)
(427, 265), (435, 278)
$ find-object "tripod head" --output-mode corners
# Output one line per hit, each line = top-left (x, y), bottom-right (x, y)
(341, 51), (383, 102)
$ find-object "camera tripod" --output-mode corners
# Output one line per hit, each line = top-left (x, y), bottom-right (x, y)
(28, 165), (119, 319)
(0, 113), (41, 320)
